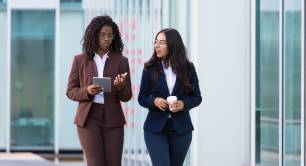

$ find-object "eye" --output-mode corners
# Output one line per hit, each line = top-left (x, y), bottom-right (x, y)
(98, 33), (114, 39)
(154, 40), (167, 45)
(160, 41), (166, 45)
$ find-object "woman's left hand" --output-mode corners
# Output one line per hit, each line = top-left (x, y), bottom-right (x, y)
(169, 100), (184, 112)
(114, 72), (128, 91)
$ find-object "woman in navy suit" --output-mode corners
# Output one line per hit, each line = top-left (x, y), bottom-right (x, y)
(138, 28), (202, 166)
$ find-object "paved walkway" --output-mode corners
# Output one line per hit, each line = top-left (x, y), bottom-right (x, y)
(0, 153), (56, 166)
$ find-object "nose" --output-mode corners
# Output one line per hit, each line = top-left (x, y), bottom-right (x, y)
(155, 43), (160, 49)
(103, 39), (112, 44)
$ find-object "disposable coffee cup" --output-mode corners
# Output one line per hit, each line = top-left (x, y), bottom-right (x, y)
(167, 96), (177, 111)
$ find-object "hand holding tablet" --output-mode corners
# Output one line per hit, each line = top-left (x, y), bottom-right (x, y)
(93, 77), (112, 92)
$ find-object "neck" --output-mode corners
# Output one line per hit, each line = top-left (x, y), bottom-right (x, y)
(97, 49), (108, 57)
(162, 58), (170, 67)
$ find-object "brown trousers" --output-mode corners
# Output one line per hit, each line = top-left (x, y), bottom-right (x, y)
(77, 103), (124, 166)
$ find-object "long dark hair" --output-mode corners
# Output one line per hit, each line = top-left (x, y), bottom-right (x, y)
(82, 15), (123, 59)
(144, 28), (194, 92)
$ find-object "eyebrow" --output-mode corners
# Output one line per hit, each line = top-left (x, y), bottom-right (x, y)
(155, 39), (166, 41)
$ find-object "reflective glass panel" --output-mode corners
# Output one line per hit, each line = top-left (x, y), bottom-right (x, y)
(11, 10), (55, 150)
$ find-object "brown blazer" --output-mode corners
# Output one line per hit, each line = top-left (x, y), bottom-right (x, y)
(66, 52), (132, 127)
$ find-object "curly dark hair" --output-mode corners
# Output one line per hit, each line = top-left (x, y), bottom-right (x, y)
(82, 15), (124, 59)
(144, 28), (194, 93)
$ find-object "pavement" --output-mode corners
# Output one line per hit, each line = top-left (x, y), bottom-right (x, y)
(0, 153), (56, 166)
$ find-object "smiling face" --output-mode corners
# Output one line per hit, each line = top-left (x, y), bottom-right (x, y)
(154, 32), (168, 59)
(98, 25), (114, 52)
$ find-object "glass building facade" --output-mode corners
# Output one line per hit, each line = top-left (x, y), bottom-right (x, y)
(256, 0), (303, 165)
(0, 0), (6, 5)
(11, 10), (55, 150)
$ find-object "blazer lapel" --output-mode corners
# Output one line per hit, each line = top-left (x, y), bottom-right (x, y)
(160, 73), (170, 97)
(87, 58), (98, 85)
(90, 59), (98, 77)
(170, 79), (179, 96)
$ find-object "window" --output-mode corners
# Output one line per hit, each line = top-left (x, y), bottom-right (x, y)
(283, 0), (302, 165)
(61, 0), (82, 9)
(255, 0), (302, 165)
(11, 10), (55, 150)
(0, 0), (6, 7)
(61, 0), (81, 3)
(256, 0), (280, 164)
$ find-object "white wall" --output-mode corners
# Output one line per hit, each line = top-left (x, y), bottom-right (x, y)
(191, 0), (251, 165)
(0, 11), (7, 149)
(58, 10), (83, 150)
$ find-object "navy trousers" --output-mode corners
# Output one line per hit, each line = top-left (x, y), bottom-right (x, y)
(144, 119), (192, 166)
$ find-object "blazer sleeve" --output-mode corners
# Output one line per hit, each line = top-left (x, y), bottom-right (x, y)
(182, 65), (202, 111)
(114, 57), (132, 102)
(138, 67), (156, 110)
(66, 56), (92, 101)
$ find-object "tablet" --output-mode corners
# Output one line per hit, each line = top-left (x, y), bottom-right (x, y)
(93, 77), (112, 92)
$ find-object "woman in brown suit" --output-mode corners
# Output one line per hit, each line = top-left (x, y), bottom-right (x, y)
(66, 15), (132, 166)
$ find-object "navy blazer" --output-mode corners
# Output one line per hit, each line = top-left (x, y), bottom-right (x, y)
(138, 63), (202, 135)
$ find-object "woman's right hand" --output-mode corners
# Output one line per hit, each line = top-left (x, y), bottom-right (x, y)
(154, 97), (168, 111)
(87, 84), (103, 96)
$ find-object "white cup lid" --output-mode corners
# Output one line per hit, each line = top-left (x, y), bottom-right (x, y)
(167, 96), (177, 103)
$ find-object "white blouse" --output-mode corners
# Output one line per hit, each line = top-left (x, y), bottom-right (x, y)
(93, 52), (109, 104)
(163, 63), (176, 95)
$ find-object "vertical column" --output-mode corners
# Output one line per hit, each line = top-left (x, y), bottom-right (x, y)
(54, 0), (60, 156)
(162, 0), (169, 28)
(303, 0), (305, 165)
(0, 0), (8, 152)
(6, 0), (11, 153)
(279, 0), (284, 164)
(251, 0), (257, 165)
(301, 0), (305, 164)
(140, 0), (148, 164)
(190, 1), (199, 166)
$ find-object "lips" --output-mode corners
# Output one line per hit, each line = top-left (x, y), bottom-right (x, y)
(102, 43), (111, 48)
